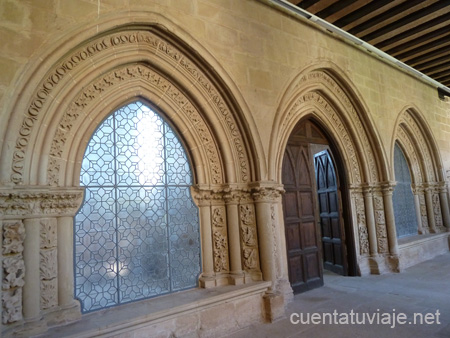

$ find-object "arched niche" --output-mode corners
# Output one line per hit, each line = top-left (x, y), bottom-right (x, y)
(392, 107), (450, 234)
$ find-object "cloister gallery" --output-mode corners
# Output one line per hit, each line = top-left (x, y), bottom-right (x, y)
(0, 0), (449, 337)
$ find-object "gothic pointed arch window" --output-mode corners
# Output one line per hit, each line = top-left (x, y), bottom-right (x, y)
(393, 142), (418, 238)
(74, 101), (201, 312)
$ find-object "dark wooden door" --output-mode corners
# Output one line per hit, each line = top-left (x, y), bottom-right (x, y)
(314, 150), (347, 275)
(282, 142), (323, 293)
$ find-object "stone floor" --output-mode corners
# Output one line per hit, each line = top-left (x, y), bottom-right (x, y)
(229, 252), (450, 338)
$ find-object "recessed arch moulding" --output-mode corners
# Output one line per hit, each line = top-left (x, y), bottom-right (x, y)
(270, 64), (407, 277)
(0, 19), (285, 333)
(391, 107), (450, 237)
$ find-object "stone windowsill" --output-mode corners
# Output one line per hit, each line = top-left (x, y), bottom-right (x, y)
(41, 281), (271, 338)
(398, 231), (450, 249)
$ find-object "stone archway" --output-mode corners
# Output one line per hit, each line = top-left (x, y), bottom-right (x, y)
(0, 17), (280, 334)
(270, 65), (398, 281)
(392, 107), (450, 236)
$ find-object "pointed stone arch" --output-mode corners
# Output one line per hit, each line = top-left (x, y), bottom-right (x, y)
(0, 15), (277, 333)
(270, 64), (397, 276)
(392, 106), (450, 234)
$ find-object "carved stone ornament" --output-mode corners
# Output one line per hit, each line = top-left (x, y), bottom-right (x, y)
(41, 278), (58, 310)
(40, 248), (57, 280)
(2, 288), (23, 324)
(432, 193), (444, 230)
(243, 248), (257, 270)
(0, 188), (83, 217)
(355, 194), (369, 254)
(11, 29), (250, 185)
(2, 255), (25, 290)
(2, 220), (25, 255)
(212, 207), (225, 228)
(213, 230), (228, 272)
(40, 218), (57, 249)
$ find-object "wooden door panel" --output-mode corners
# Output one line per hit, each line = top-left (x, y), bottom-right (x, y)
(284, 192), (299, 218)
(314, 150), (347, 276)
(283, 142), (323, 294)
(299, 192), (314, 217)
(286, 224), (301, 250)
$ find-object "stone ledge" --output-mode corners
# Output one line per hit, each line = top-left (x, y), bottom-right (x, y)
(398, 232), (450, 270)
(39, 281), (271, 338)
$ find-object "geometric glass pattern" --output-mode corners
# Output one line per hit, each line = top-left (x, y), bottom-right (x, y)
(392, 143), (418, 238)
(74, 101), (201, 312)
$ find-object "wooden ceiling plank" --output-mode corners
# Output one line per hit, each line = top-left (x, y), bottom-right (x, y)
(395, 36), (450, 62)
(383, 22), (450, 55)
(315, 0), (359, 21)
(418, 61), (450, 75)
(332, 0), (393, 28)
(323, 0), (374, 23)
(408, 48), (450, 67)
(414, 55), (450, 71)
(302, 0), (340, 13)
(296, 0), (321, 10)
(360, 1), (448, 43)
(348, 0), (428, 36)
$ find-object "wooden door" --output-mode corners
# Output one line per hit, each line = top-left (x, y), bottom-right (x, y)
(314, 150), (347, 275)
(282, 142), (323, 293)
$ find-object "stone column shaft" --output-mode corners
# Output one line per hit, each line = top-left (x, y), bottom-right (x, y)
(23, 218), (41, 321)
(424, 188), (437, 232)
(439, 189), (450, 229)
(254, 200), (275, 288)
(199, 204), (214, 278)
(57, 216), (75, 307)
(382, 187), (398, 255)
(413, 193), (424, 234)
(226, 201), (243, 277)
(363, 189), (378, 255)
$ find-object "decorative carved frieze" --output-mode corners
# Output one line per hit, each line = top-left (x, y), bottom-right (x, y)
(432, 193), (444, 231)
(2, 256), (25, 290)
(0, 188), (85, 217)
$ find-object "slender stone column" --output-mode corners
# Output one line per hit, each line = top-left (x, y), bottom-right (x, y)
(438, 183), (450, 229)
(23, 218), (41, 321)
(382, 184), (398, 255)
(224, 189), (244, 283)
(411, 185), (424, 234)
(424, 185), (437, 233)
(57, 216), (75, 307)
(251, 185), (282, 290)
(363, 186), (378, 255)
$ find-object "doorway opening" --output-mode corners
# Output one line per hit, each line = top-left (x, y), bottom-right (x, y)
(282, 118), (357, 294)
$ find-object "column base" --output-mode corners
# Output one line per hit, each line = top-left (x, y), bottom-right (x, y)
(263, 292), (285, 323)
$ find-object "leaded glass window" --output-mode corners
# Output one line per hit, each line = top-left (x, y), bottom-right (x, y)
(393, 143), (418, 238)
(74, 101), (201, 312)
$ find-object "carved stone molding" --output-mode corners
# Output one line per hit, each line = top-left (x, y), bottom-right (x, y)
(373, 191), (388, 254)
(0, 188), (88, 218)
(285, 70), (380, 183)
(11, 29), (250, 185)
(2, 220), (25, 255)
(286, 91), (362, 184)
(41, 279), (58, 310)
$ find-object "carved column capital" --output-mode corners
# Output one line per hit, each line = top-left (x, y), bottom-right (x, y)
(0, 187), (84, 218)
